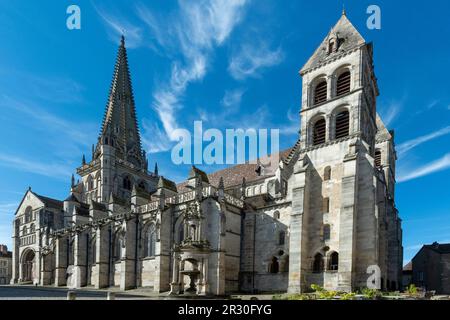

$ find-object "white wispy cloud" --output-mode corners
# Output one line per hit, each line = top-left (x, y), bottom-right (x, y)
(221, 89), (245, 108)
(397, 153), (450, 183)
(93, 3), (143, 48)
(228, 42), (284, 80)
(136, 0), (249, 153)
(279, 108), (300, 136)
(1, 95), (94, 148)
(0, 153), (72, 180)
(379, 100), (402, 127)
(397, 126), (450, 157)
(0, 203), (18, 216)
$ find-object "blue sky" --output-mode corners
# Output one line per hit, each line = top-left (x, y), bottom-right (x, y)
(0, 0), (449, 265)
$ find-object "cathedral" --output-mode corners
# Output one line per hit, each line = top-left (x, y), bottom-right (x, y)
(10, 13), (403, 295)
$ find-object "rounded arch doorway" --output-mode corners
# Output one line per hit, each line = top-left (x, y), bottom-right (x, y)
(21, 249), (36, 283)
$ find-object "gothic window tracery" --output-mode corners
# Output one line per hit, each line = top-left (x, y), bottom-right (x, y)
(144, 224), (156, 257)
(123, 176), (132, 191)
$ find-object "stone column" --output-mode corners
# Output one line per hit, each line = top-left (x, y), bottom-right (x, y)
(337, 150), (359, 292)
(54, 236), (68, 286)
(215, 252), (226, 296)
(120, 218), (137, 290)
(93, 225), (109, 289)
(288, 158), (310, 293)
(169, 252), (180, 294)
(10, 219), (20, 284)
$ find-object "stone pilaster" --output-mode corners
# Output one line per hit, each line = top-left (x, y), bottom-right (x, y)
(337, 151), (359, 292)
(120, 217), (137, 290)
(288, 158), (310, 293)
(54, 236), (68, 287)
(71, 231), (88, 288)
(93, 225), (110, 289)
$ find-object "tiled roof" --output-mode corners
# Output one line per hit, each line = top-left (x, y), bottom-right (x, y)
(177, 149), (292, 192)
(158, 176), (178, 192)
(32, 192), (63, 210)
(424, 243), (450, 254)
(403, 261), (412, 271)
(91, 200), (107, 211)
(75, 203), (90, 216)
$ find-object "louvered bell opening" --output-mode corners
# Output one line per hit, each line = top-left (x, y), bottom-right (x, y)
(336, 71), (351, 96)
(313, 119), (326, 145)
(335, 111), (349, 139)
(375, 150), (382, 168)
(314, 81), (327, 105)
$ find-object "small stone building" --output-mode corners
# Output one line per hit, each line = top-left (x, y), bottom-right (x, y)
(10, 12), (402, 295)
(411, 242), (450, 294)
(0, 245), (12, 285)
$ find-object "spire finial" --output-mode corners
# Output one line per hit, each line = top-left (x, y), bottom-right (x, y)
(121, 34), (125, 46)
(71, 174), (75, 188)
(342, 4), (346, 16)
(154, 162), (159, 176)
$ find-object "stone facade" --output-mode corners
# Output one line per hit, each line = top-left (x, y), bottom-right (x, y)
(0, 245), (12, 285)
(410, 243), (450, 294)
(10, 13), (402, 295)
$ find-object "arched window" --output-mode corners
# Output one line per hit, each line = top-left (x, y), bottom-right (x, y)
(324, 166), (331, 181)
(269, 257), (279, 274)
(329, 252), (339, 271)
(123, 176), (132, 191)
(313, 118), (326, 145)
(22, 226), (27, 235)
(314, 80), (327, 105)
(30, 224), (35, 233)
(375, 150), (382, 168)
(313, 253), (324, 273)
(278, 231), (286, 245)
(24, 207), (32, 223)
(86, 176), (93, 191)
(336, 71), (351, 96)
(144, 224), (156, 257)
(323, 224), (331, 241)
(335, 110), (350, 139)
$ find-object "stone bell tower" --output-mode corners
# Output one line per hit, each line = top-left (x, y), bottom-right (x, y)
(288, 11), (399, 293)
(76, 36), (157, 205)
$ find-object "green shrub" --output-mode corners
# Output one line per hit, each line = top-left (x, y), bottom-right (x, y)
(340, 292), (356, 300)
(359, 287), (381, 299)
(406, 284), (418, 296)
